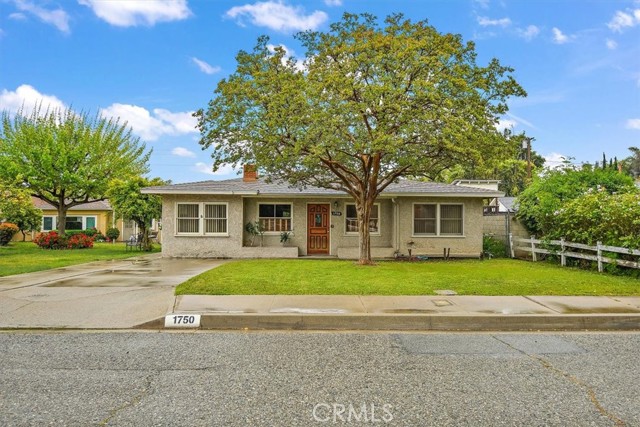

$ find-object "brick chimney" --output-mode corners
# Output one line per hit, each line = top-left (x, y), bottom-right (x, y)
(243, 164), (258, 182)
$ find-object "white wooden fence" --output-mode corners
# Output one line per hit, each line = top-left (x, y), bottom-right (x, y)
(509, 234), (640, 272)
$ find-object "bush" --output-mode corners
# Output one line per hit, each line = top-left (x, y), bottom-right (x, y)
(483, 235), (507, 258)
(0, 222), (19, 246)
(33, 231), (68, 249)
(106, 227), (120, 242)
(33, 231), (93, 249)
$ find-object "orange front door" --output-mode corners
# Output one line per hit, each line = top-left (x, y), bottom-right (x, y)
(307, 204), (330, 255)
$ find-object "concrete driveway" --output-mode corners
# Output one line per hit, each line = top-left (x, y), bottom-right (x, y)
(0, 254), (226, 329)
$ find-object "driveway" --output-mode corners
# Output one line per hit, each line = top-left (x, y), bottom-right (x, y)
(0, 254), (226, 329)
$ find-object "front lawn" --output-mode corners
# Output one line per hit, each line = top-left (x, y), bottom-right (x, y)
(0, 242), (160, 277)
(176, 259), (640, 296)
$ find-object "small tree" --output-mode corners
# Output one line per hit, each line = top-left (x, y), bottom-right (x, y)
(0, 185), (42, 241)
(107, 177), (165, 251)
(0, 106), (150, 235)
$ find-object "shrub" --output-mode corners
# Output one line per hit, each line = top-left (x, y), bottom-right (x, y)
(67, 233), (94, 249)
(483, 235), (507, 258)
(0, 222), (20, 246)
(33, 231), (68, 249)
(106, 227), (120, 242)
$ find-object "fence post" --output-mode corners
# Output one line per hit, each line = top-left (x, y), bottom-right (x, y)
(509, 233), (515, 258)
(531, 235), (537, 262)
(560, 238), (566, 267)
(597, 241), (603, 273)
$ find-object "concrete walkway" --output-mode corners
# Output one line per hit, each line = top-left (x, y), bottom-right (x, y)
(1, 256), (639, 330)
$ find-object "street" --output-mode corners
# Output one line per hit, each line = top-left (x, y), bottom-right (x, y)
(1, 331), (638, 426)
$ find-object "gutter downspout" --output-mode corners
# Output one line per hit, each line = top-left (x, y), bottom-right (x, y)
(392, 198), (399, 252)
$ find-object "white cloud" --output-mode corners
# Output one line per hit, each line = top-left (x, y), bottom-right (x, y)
(517, 25), (540, 41)
(13, 0), (70, 33)
(606, 38), (618, 50)
(172, 147), (196, 158)
(194, 162), (236, 176)
(626, 118), (640, 130)
(100, 104), (198, 141)
(552, 27), (570, 44)
(544, 152), (569, 169)
(473, 0), (490, 9)
(191, 57), (221, 75)
(324, 0), (342, 6)
(607, 9), (640, 32)
(79, 0), (191, 27)
(226, 1), (328, 32)
(477, 16), (512, 27)
(496, 119), (517, 132)
(9, 12), (27, 21)
(0, 84), (66, 116)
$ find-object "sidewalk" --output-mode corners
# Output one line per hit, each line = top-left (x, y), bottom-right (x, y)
(155, 294), (640, 331)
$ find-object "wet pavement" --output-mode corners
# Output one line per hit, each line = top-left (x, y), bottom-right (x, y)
(0, 254), (227, 329)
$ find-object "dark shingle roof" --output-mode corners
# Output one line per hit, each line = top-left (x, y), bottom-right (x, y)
(143, 177), (503, 198)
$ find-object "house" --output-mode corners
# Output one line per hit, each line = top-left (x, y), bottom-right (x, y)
(13, 198), (157, 242)
(142, 167), (503, 259)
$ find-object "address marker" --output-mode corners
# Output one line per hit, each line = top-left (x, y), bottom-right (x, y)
(165, 314), (201, 328)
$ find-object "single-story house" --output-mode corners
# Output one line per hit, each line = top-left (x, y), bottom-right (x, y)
(142, 167), (502, 259)
(11, 198), (159, 242)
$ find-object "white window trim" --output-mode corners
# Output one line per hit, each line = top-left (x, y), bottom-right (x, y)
(344, 203), (381, 236)
(83, 216), (97, 229)
(42, 215), (57, 231)
(257, 202), (293, 235)
(412, 203), (465, 238)
(175, 202), (229, 237)
(42, 215), (97, 231)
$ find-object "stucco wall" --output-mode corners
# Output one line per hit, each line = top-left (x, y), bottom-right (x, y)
(395, 197), (484, 257)
(482, 213), (530, 243)
(160, 194), (487, 258)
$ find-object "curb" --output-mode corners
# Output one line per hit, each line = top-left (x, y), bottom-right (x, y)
(141, 314), (640, 331)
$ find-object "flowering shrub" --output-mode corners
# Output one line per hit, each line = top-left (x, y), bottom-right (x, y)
(0, 222), (20, 246)
(67, 233), (94, 249)
(33, 231), (94, 249)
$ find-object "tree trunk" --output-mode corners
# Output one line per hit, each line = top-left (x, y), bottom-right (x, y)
(355, 194), (375, 265)
(57, 205), (67, 235)
(140, 224), (151, 251)
(21, 230), (26, 242)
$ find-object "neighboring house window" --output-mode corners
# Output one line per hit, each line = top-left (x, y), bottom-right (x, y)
(345, 204), (380, 234)
(65, 216), (84, 230)
(43, 216), (56, 231)
(86, 216), (96, 229)
(413, 204), (463, 236)
(176, 203), (228, 236)
(258, 204), (291, 232)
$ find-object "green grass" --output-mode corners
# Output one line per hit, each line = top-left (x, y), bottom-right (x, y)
(176, 259), (640, 296)
(0, 241), (160, 277)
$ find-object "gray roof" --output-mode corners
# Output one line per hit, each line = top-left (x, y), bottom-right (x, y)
(142, 178), (503, 198)
(32, 197), (112, 211)
(498, 197), (518, 212)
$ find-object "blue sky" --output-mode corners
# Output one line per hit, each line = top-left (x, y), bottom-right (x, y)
(1, 0), (639, 184)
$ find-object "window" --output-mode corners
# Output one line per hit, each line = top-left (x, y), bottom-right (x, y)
(85, 216), (96, 229)
(413, 204), (436, 235)
(413, 203), (463, 236)
(176, 203), (228, 236)
(258, 203), (291, 232)
(345, 204), (379, 234)
(43, 216), (55, 231)
(65, 216), (84, 230)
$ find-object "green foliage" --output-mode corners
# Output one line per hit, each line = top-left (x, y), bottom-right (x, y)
(0, 105), (150, 234)
(106, 227), (120, 242)
(195, 13), (526, 263)
(244, 221), (265, 246)
(33, 231), (94, 249)
(552, 189), (640, 248)
(0, 222), (19, 246)
(622, 146), (640, 179)
(482, 235), (507, 258)
(107, 177), (165, 251)
(516, 167), (637, 235)
(0, 185), (42, 240)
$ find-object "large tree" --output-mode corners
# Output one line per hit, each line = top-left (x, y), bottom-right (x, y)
(0, 106), (150, 234)
(107, 177), (166, 251)
(195, 13), (526, 263)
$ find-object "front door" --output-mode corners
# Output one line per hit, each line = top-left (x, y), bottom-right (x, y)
(307, 204), (330, 255)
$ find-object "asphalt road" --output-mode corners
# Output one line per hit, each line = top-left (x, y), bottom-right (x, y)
(1, 331), (638, 426)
